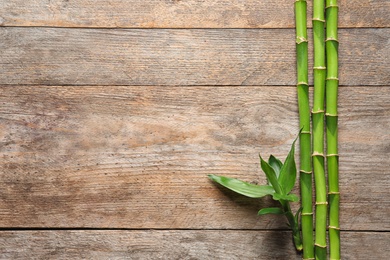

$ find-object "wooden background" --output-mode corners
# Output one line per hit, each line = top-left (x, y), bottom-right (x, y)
(0, 1), (389, 259)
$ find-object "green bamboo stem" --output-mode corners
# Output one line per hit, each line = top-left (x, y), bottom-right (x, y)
(281, 200), (303, 252)
(326, 0), (340, 259)
(295, 0), (314, 259)
(312, 0), (327, 259)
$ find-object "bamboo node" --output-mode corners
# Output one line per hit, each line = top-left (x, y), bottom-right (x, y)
(326, 37), (339, 43)
(312, 18), (326, 23)
(328, 225), (341, 230)
(303, 258), (315, 260)
(326, 153), (339, 157)
(313, 66), (326, 70)
(326, 77), (339, 81)
(311, 109), (325, 114)
(315, 201), (328, 205)
(325, 4), (339, 9)
(296, 36), (308, 44)
(328, 191), (340, 195)
(301, 212), (313, 216)
(300, 170), (312, 175)
(315, 243), (327, 248)
(300, 130), (311, 134)
(325, 113), (338, 117)
(297, 81), (309, 86)
(312, 152), (325, 157)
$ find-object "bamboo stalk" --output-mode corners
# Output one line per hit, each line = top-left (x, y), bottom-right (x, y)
(283, 202), (303, 252)
(294, 0), (314, 259)
(326, 0), (340, 259)
(312, 0), (327, 259)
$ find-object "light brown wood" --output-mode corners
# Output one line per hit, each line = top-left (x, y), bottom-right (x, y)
(1, 1), (389, 257)
(0, 230), (388, 259)
(0, 85), (389, 230)
(0, 28), (389, 86)
(0, 0), (388, 28)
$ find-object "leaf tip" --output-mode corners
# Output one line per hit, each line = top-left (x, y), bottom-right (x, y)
(207, 174), (217, 182)
(258, 207), (284, 216)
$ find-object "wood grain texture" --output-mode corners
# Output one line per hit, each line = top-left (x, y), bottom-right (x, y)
(1, 28), (389, 86)
(0, 85), (389, 230)
(0, 230), (388, 259)
(1, 0), (389, 257)
(0, 0), (389, 28)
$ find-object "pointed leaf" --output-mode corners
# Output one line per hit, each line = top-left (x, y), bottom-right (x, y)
(258, 207), (284, 215)
(294, 207), (303, 225)
(208, 174), (275, 198)
(268, 155), (283, 178)
(259, 155), (283, 194)
(278, 137), (298, 194)
(272, 193), (299, 202)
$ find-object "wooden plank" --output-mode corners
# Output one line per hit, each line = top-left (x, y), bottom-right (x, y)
(0, 230), (388, 259)
(0, 0), (388, 28)
(0, 86), (389, 230)
(0, 28), (389, 86)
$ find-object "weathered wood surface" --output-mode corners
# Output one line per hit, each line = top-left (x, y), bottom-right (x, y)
(1, 86), (389, 230)
(1, 1), (390, 257)
(0, 230), (388, 259)
(0, 0), (389, 28)
(1, 28), (389, 86)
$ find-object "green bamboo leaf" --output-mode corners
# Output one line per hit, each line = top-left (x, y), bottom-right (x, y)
(272, 193), (299, 202)
(295, 207), (303, 225)
(208, 174), (275, 198)
(278, 138), (298, 194)
(258, 207), (284, 215)
(259, 155), (283, 194)
(268, 155), (283, 178)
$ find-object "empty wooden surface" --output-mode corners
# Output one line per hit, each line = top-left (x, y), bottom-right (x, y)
(1, 0), (389, 259)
